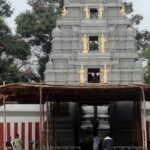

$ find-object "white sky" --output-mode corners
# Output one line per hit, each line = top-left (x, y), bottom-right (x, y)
(6, 0), (150, 32)
(126, 0), (150, 31)
(6, 0), (30, 33)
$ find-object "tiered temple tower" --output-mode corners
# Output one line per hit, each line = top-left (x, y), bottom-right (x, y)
(44, 0), (143, 84)
(44, 0), (143, 147)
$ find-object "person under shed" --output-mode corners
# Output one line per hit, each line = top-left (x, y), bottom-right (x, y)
(103, 132), (113, 150)
(13, 134), (22, 150)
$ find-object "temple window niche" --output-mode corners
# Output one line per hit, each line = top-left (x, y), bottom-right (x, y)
(88, 68), (100, 83)
(89, 36), (99, 51)
(90, 8), (98, 19)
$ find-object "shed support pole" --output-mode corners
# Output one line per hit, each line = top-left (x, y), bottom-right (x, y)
(46, 101), (49, 150)
(39, 88), (43, 150)
(141, 87), (147, 150)
(42, 101), (45, 147)
(3, 95), (6, 150)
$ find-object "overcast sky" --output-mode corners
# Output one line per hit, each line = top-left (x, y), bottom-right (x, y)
(6, 0), (30, 33)
(126, 0), (150, 31)
(6, 0), (150, 33)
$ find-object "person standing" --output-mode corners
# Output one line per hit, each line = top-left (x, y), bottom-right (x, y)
(6, 137), (13, 150)
(103, 133), (113, 150)
(13, 134), (22, 150)
(93, 134), (100, 150)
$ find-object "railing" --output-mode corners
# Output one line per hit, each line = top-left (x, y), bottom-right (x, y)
(113, 146), (146, 150)
(29, 140), (81, 150)
(46, 147), (81, 150)
(29, 140), (40, 150)
(31, 146), (81, 150)
(1, 144), (81, 150)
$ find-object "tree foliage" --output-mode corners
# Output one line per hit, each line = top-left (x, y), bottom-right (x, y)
(124, 2), (143, 26)
(0, 0), (13, 18)
(124, 2), (150, 53)
(144, 45), (150, 83)
(15, 0), (64, 80)
(136, 31), (150, 52)
(0, 0), (32, 84)
(125, 2), (150, 83)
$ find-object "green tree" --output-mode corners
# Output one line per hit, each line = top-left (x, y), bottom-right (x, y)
(125, 2), (150, 83)
(15, 0), (64, 80)
(0, 0), (13, 17)
(125, 2), (150, 52)
(136, 31), (150, 53)
(0, 0), (32, 84)
(144, 45), (150, 83)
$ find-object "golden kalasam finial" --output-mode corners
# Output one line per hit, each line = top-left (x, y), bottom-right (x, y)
(77, 65), (86, 84)
(98, 5), (104, 18)
(99, 34), (107, 53)
(120, 5), (126, 16)
(81, 34), (89, 53)
(84, 4), (90, 19)
(61, 6), (68, 17)
(100, 64), (109, 84)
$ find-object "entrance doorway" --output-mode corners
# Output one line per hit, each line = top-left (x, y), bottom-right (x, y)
(79, 104), (110, 150)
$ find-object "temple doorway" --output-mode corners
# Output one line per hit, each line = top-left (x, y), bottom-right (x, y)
(79, 104), (110, 150)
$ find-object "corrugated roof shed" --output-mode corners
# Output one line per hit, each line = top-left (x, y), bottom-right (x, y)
(0, 83), (150, 104)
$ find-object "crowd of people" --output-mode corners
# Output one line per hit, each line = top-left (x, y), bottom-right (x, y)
(6, 134), (22, 150)
(80, 132), (113, 150)
(6, 132), (112, 150)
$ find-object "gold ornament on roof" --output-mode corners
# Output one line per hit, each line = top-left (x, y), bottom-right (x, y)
(120, 5), (126, 16)
(84, 4), (90, 19)
(99, 34), (107, 53)
(81, 34), (89, 53)
(61, 6), (68, 17)
(98, 5), (104, 18)
(100, 64), (109, 84)
(77, 65), (86, 84)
